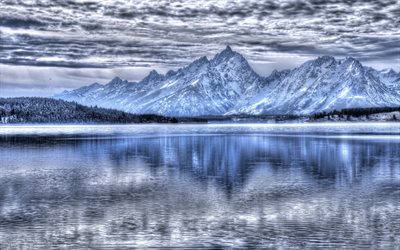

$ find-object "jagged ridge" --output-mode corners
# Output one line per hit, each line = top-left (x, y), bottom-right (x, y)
(55, 47), (400, 116)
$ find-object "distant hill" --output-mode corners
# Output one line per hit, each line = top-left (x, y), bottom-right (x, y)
(0, 97), (178, 124)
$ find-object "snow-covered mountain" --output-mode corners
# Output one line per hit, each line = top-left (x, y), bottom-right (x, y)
(55, 47), (400, 116)
(231, 56), (400, 115)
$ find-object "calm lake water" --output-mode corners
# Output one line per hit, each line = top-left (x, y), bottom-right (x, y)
(0, 123), (400, 249)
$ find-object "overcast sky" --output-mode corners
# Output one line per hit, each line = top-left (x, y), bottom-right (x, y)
(0, 0), (399, 97)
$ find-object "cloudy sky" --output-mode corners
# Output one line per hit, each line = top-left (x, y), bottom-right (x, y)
(0, 0), (399, 97)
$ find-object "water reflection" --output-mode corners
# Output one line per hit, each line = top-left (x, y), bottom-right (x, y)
(0, 133), (399, 248)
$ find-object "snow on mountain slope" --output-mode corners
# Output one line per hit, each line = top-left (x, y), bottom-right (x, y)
(232, 56), (400, 115)
(373, 68), (400, 92)
(56, 46), (265, 116)
(137, 47), (266, 116)
(56, 77), (133, 108)
(228, 69), (291, 115)
(55, 47), (400, 116)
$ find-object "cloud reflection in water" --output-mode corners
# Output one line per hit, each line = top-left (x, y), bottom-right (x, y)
(0, 134), (399, 248)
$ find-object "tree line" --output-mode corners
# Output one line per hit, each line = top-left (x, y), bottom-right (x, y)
(312, 106), (400, 120)
(0, 97), (180, 124)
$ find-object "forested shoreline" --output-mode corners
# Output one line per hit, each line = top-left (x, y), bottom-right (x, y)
(0, 97), (179, 124)
(312, 107), (400, 120)
(1, 97), (399, 124)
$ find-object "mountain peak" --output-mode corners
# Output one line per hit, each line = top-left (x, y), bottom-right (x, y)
(342, 56), (363, 70)
(90, 82), (102, 88)
(193, 56), (209, 65)
(149, 69), (160, 77)
(221, 45), (235, 55)
(140, 69), (164, 84)
(166, 69), (176, 77)
(312, 55), (336, 66)
(269, 69), (290, 79)
(343, 56), (364, 66)
(298, 56), (336, 71)
(108, 76), (125, 85)
(317, 55), (335, 61)
(111, 76), (122, 82)
(381, 68), (397, 75)
(213, 46), (236, 61)
(225, 45), (233, 52)
(178, 55), (210, 75)
(211, 45), (251, 69)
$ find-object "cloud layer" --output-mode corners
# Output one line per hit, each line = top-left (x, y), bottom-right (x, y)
(0, 0), (399, 95)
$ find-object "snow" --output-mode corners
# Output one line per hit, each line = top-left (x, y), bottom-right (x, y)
(160, 79), (179, 89)
(249, 98), (270, 109)
(338, 87), (349, 98)
(191, 79), (200, 86)
(55, 48), (400, 117)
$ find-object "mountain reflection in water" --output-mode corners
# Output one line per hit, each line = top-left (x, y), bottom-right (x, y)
(0, 131), (399, 248)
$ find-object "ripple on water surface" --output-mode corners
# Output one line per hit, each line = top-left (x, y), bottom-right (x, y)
(0, 124), (399, 248)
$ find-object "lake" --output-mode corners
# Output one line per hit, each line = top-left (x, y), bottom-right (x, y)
(0, 123), (400, 249)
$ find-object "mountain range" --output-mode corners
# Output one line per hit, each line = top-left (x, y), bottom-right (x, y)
(55, 46), (400, 117)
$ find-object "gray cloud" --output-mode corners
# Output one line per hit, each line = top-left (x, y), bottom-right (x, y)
(0, 0), (399, 96)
